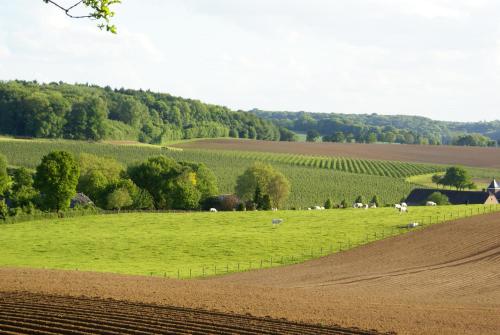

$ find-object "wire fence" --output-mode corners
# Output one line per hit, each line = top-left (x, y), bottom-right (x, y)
(142, 204), (500, 279)
(3, 204), (499, 279)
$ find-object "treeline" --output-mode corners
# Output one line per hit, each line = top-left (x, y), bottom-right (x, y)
(0, 151), (220, 219)
(0, 81), (281, 144)
(0, 152), (292, 220)
(252, 110), (500, 146)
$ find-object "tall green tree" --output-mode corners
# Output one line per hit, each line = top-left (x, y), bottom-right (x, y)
(10, 167), (37, 208)
(0, 154), (10, 196)
(65, 96), (108, 140)
(440, 167), (475, 190)
(34, 151), (80, 211)
(306, 129), (320, 142)
(235, 163), (290, 209)
(106, 187), (133, 212)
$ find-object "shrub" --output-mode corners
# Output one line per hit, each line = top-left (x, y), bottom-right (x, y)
(427, 192), (450, 205)
(324, 198), (333, 209)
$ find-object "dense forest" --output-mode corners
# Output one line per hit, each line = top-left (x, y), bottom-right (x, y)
(252, 110), (500, 147)
(0, 81), (280, 143)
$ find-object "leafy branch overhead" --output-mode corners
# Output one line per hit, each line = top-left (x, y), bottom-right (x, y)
(42, 0), (121, 33)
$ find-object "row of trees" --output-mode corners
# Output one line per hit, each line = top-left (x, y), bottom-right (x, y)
(253, 110), (500, 146)
(431, 167), (476, 191)
(0, 151), (221, 218)
(0, 81), (281, 144)
(0, 152), (295, 219)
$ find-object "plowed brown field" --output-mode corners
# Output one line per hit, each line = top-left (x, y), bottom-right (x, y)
(1, 213), (499, 334)
(0, 292), (378, 335)
(174, 139), (500, 168)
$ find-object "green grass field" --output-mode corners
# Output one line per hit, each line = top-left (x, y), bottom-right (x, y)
(1, 205), (497, 278)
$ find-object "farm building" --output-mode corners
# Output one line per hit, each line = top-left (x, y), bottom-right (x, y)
(405, 186), (499, 206)
(487, 178), (500, 195)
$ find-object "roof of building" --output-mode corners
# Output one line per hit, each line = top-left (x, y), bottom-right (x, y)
(405, 189), (498, 205)
(70, 193), (94, 208)
(487, 179), (499, 191)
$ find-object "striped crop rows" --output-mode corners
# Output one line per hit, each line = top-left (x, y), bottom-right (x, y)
(165, 149), (443, 178)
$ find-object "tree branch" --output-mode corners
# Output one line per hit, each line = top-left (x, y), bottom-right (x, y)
(43, 0), (93, 19)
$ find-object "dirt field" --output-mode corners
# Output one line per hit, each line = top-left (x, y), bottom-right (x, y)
(175, 139), (500, 168)
(0, 292), (377, 335)
(1, 212), (499, 334)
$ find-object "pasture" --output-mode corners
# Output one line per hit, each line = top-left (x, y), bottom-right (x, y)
(0, 205), (496, 278)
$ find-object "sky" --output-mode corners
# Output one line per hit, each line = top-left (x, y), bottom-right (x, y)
(1, 0), (500, 122)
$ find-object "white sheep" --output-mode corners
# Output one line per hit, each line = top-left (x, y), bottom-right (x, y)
(209, 208), (218, 212)
(426, 201), (437, 206)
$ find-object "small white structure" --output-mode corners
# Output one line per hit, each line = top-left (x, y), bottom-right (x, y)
(407, 222), (419, 228)
(426, 201), (437, 206)
(209, 208), (218, 212)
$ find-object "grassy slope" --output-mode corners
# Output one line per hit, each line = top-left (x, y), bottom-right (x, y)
(0, 139), (418, 207)
(1, 205), (497, 278)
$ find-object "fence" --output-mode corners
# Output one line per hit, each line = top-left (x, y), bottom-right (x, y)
(142, 204), (500, 280)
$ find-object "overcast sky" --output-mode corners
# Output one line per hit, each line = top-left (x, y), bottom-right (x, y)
(1, 0), (500, 122)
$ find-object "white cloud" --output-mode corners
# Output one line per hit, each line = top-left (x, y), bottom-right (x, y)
(1, 0), (500, 121)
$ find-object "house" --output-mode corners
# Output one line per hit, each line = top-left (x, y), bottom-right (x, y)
(70, 193), (94, 209)
(405, 184), (499, 206)
(487, 178), (500, 200)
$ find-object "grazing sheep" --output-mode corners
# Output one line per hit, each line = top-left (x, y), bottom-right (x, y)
(401, 202), (408, 207)
(209, 208), (218, 212)
(394, 204), (402, 209)
(399, 206), (408, 214)
(370, 204), (377, 209)
(426, 201), (437, 206)
(353, 203), (364, 208)
(407, 222), (419, 228)
(272, 219), (283, 225)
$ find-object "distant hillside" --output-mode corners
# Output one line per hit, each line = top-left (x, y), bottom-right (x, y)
(251, 109), (500, 146)
(0, 81), (280, 144)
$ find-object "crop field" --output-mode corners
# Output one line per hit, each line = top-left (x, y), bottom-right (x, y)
(0, 205), (497, 278)
(175, 138), (500, 169)
(0, 292), (379, 335)
(1, 212), (499, 334)
(0, 138), (426, 206)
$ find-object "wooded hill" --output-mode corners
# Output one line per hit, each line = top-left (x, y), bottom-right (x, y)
(252, 109), (500, 146)
(0, 81), (280, 144)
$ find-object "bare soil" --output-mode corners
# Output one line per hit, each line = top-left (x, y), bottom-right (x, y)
(1, 213), (499, 334)
(175, 139), (500, 168)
